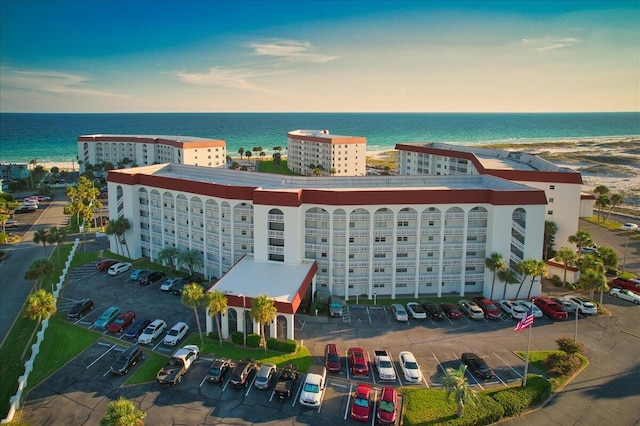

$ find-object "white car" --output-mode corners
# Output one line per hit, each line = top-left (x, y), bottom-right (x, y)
(458, 300), (484, 320)
(564, 296), (597, 315)
(552, 297), (575, 313)
(398, 351), (422, 383)
(498, 300), (527, 319)
(406, 302), (427, 320)
(160, 277), (181, 291)
(107, 262), (133, 276)
(609, 288), (640, 305)
(138, 319), (167, 344)
(391, 304), (409, 321)
(514, 301), (543, 318)
(163, 321), (189, 346)
(620, 223), (638, 231)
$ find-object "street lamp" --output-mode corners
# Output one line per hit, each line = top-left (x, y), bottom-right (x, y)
(238, 294), (246, 347)
(373, 292), (377, 305)
(356, 292), (360, 305)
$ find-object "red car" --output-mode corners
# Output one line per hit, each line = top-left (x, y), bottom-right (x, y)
(611, 277), (640, 294)
(440, 302), (462, 319)
(348, 347), (369, 376)
(325, 343), (342, 373)
(376, 386), (399, 425)
(97, 259), (119, 271)
(533, 297), (569, 320)
(107, 311), (136, 333)
(350, 383), (373, 421)
(472, 296), (502, 320)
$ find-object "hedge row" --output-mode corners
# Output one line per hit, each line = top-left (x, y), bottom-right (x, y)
(230, 331), (261, 347)
(266, 337), (298, 353)
(488, 375), (551, 417)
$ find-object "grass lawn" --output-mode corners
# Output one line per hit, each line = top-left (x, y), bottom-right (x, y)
(255, 159), (298, 175)
(125, 352), (169, 386)
(515, 350), (588, 391)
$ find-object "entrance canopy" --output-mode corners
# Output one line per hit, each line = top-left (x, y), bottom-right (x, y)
(209, 255), (317, 314)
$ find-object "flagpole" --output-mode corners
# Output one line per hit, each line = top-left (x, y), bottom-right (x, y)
(522, 315), (532, 387)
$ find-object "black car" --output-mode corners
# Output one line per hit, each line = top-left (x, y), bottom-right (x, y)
(206, 358), (232, 383)
(229, 359), (256, 387)
(67, 298), (94, 319)
(139, 270), (166, 285)
(110, 345), (143, 375)
(461, 352), (494, 380)
(422, 302), (446, 320)
(123, 318), (152, 339)
(171, 278), (189, 295)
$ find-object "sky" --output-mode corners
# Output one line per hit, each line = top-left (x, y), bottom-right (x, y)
(0, 0), (638, 113)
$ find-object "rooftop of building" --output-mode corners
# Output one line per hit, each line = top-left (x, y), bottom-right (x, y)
(78, 134), (225, 144)
(287, 129), (366, 143)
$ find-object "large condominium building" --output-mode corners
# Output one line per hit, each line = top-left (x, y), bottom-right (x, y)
(287, 130), (367, 176)
(77, 134), (226, 172)
(396, 143), (584, 256)
(107, 163), (547, 304)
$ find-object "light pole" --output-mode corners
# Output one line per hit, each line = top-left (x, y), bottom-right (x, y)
(356, 292), (360, 305)
(239, 294), (246, 347)
(573, 302), (579, 342)
(373, 291), (377, 305)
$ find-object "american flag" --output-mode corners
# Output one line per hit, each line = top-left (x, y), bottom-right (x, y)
(514, 306), (534, 332)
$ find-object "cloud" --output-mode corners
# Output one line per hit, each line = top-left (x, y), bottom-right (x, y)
(175, 66), (292, 93)
(0, 67), (128, 99)
(521, 37), (580, 51)
(248, 39), (339, 63)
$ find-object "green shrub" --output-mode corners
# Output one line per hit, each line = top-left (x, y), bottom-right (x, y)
(555, 336), (584, 355)
(489, 375), (551, 417)
(246, 333), (261, 348)
(567, 283), (577, 291)
(546, 352), (581, 376)
(207, 331), (220, 341)
(266, 338), (298, 353)
(446, 394), (504, 426)
(231, 331), (243, 345)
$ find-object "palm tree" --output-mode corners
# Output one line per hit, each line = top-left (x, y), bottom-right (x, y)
(100, 396), (146, 426)
(24, 259), (54, 291)
(606, 193), (624, 222)
(47, 226), (67, 264)
(555, 247), (578, 286)
(568, 230), (594, 255)
(499, 268), (520, 299)
(594, 246), (618, 274)
(104, 220), (120, 256)
(515, 259), (537, 299)
(178, 249), (203, 275)
(594, 184), (609, 196)
(595, 195), (610, 222)
(245, 151), (252, 161)
(204, 290), (227, 346)
(579, 269), (607, 301)
(249, 294), (277, 352)
(157, 246), (179, 271)
(273, 152), (282, 168)
(238, 147), (245, 160)
(114, 217), (131, 258)
(0, 213), (9, 233)
(33, 228), (49, 255)
(526, 260), (547, 299)
(442, 365), (476, 418)
(485, 252), (506, 300)
(543, 221), (558, 260)
(181, 282), (205, 347)
(21, 289), (56, 361)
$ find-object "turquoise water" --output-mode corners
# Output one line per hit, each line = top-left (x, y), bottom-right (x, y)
(1, 112), (638, 163)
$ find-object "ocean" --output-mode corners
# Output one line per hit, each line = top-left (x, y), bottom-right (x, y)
(1, 112), (638, 164)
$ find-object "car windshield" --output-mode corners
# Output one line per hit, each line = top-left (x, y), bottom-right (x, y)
(405, 362), (418, 369)
(354, 396), (369, 407)
(330, 302), (341, 308)
(379, 360), (392, 368)
(143, 326), (154, 334)
(168, 329), (179, 336)
(114, 318), (124, 324)
(303, 383), (319, 393)
(379, 400), (395, 413)
(210, 367), (221, 374)
(328, 354), (340, 362)
(486, 304), (497, 310)
(354, 363), (366, 370)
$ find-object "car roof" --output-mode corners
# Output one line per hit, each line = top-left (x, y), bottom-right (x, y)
(149, 319), (164, 326)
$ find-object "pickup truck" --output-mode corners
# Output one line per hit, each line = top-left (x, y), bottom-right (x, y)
(274, 364), (299, 399)
(373, 350), (397, 381)
(299, 365), (327, 407)
(156, 345), (199, 385)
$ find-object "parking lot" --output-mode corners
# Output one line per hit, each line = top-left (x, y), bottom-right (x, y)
(19, 258), (635, 426)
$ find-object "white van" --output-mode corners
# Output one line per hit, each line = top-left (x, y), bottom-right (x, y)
(108, 262), (133, 276)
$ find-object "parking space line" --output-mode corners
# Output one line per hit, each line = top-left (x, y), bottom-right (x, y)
(199, 376), (207, 387)
(292, 373), (305, 407)
(343, 384), (353, 420)
(366, 306), (372, 323)
(454, 354), (484, 390)
(370, 390), (378, 426)
(86, 344), (116, 369)
(493, 352), (523, 379)
(245, 374), (257, 396)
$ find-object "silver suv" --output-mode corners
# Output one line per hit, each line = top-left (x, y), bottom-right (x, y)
(391, 303), (409, 321)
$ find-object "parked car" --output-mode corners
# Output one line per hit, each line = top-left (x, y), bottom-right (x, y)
(461, 352), (494, 380)
(620, 222), (638, 231)
(96, 259), (119, 271)
(108, 262), (133, 276)
(206, 358), (232, 383)
(563, 296), (597, 315)
(580, 245), (598, 254)
(5, 220), (18, 228)
(404, 302), (426, 320)
(498, 300), (527, 319)
(514, 300), (543, 318)
(348, 347), (369, 376)
(422, 302), (446, 320)
(350, 383), (373, 422)
(129, 269), (148, 281)
(440, 302), (462, 319)
(376, 386), (399, 425)
(110, 345), (143, 375)
(609, 287), (640, 304)
(94, 306), (121, 329)
(533, 297), (569, 320)
(123, 318), (151, 339)
(229, 359), (257, 387)
(458, 300), (484, 320)
(14, 205), (37, 214)
(160, 277), (181, 291)
(552, 297), (575, 313)
(171, 278), (189, 295)
(398, 351), (422, 383)
(254, 363), (277, 389)
(391, 303), (409, 321)
(328, 297), (343, 317)
(163, 321), (189, 346)
(139, 270), (165, 285)
(611, 277), (640, 293)
(138, 319), (167, 344)
(67, 298), (94, 319)
(107, 311), (136, 333)
(472, 296), (502, 320)
(325, 343), (342, 373)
